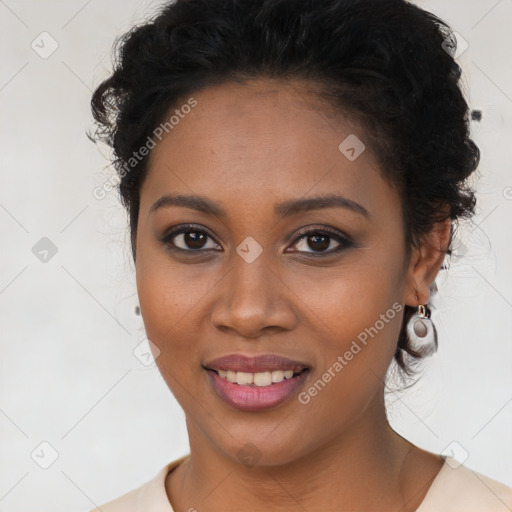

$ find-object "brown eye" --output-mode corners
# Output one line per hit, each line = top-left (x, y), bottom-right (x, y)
(181, 231), (207, 249)
(294, 233), (339, 253)
(161, 225), (221, 252)
(287, 227), (353, 256)
(305, 234), (331, 252)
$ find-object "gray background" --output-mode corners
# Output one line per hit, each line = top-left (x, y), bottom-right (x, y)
(1, 0), (511, 510)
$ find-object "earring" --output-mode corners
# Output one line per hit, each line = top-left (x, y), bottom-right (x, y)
(407, 304), (438, 357)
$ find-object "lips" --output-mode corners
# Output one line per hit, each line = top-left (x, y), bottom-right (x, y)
(203, 353), (309, 373)
(203, 354), (311, 412)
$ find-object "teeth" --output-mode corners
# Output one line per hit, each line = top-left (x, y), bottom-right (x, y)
(215, 369), (300, 386)
(225, 370), (237, 383)
(271, 370), (284, 383)
(254, 372), (272, 387)
(236, 372), (253, 385)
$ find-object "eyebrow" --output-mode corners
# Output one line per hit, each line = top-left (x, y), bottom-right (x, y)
(149, 193), (369, 218)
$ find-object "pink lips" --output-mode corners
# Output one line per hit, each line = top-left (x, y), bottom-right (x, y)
(204, 354), (309, 373)
(203, 354), (310, 412)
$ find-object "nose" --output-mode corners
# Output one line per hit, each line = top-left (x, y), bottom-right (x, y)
(210, 251), (298, 338)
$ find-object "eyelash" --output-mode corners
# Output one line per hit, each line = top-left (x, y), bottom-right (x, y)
(160, 224), (353, 257)
(289, 226), (353, 256)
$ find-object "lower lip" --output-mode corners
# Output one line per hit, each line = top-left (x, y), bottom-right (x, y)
(206, 369), (309, 412)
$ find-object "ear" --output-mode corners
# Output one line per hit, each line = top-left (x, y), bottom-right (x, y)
(403, 218), (452, 306)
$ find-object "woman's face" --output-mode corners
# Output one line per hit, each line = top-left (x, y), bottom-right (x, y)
(136, 79), (417, 466)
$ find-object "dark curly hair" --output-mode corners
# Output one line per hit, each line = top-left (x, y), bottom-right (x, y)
(90, 0), (479, 376)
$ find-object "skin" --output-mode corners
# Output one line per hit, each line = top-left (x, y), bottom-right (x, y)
(135, 78), (451, 511)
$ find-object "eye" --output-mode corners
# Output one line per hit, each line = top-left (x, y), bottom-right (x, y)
(160, 224), (353, 256)
(287, 226), (353, 255)
(160, 224), (222, 252)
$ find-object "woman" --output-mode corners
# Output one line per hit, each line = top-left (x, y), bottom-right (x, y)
(89, 0), (512, 510)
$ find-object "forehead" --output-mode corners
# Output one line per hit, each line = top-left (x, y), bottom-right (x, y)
(141, 78), (396, 219)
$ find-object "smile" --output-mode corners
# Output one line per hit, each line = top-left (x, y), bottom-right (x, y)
(203, 354), (311, 412)
(215, 369), (305, 386)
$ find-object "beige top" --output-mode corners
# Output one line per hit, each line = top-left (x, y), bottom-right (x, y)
(90, 455), (512, 511)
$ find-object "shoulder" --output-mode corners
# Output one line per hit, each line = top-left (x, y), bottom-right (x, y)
(88, 455), (189, 512)
(417, 457), (512, 512)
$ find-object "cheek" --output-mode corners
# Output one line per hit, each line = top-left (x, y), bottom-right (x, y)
(136, 247), (202, 365)
(136, 239), (215, 336)
(288, 253), (405, 404)
(136, 263), (207, 409)
(292, 295), (402, 450)
(289, 253), (404, 346)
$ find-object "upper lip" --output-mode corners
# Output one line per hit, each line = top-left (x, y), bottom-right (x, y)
(203, 354), (310, 373)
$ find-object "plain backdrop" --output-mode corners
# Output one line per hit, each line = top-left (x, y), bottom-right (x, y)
(1, 0), (511, 510)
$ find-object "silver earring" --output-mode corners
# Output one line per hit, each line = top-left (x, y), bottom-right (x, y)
(407, 304), (438, 357)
